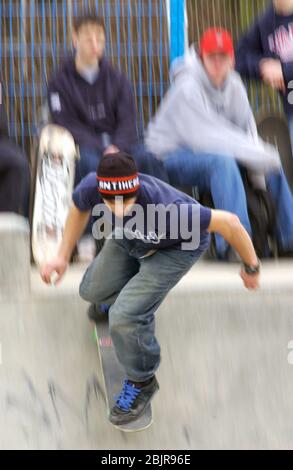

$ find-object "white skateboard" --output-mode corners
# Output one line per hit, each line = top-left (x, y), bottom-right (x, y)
(32, 124), (78, 266)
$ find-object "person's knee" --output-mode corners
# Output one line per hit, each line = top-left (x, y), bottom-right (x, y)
(109, 303), (132, 336)
(79, 277), (105, 304)
(79, 254), (115, 305)
(79, 283), (101, 304)
(79, 279), (92, 302)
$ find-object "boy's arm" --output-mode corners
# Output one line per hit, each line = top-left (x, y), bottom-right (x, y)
(41, 204), (91, 284)
(208, 210), (260, 290)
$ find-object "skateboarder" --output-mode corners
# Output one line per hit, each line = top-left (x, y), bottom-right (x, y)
(236, 0), (293, 150)
(41, 152), (260, 426)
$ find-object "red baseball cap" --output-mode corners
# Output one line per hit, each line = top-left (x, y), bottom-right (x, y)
(200, 28), (234, 58)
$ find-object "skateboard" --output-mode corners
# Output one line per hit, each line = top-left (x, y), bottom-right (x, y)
(94, 311), (152, 432)
(31, 124), (77, 266)
(257, 113), (293, 191)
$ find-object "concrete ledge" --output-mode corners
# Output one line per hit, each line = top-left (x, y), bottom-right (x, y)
(177, 259), (293, 293)
(31, 259), (293, 297)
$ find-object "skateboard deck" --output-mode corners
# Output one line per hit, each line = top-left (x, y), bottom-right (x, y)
(94, 315), (152, 432)
(257, 113), (293, 191)
(32, 124), (77, 266)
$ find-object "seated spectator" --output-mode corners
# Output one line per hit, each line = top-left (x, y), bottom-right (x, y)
(0, 80), (30, 216)
(236, 0), (293, 151)
(48, 14), (168, 187)
(145, 28), (293, 258)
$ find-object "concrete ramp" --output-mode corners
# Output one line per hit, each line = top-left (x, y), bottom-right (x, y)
(1, 215), (293, 449)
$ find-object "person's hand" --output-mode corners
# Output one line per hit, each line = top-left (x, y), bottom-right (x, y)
(103, 145), (119, 155)
(240, 268), (260, 290)
(40, 256), (68, 285)
(260, 59), (286, 93)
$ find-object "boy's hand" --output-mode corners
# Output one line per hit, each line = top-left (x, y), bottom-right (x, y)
(40, 256), (68, 285)
(260, 59), (286, 93)
(240, 268), (260, 291)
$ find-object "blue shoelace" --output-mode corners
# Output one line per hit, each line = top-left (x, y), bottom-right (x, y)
(100, 304), (110, 315)
(115, 380), (141, 412)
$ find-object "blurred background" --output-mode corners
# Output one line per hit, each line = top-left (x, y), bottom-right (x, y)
(0, 0), (281, 157)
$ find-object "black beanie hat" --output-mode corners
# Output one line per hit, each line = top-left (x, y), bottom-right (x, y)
(96, 152), (140, 199)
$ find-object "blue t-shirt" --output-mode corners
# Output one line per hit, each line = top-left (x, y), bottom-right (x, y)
(73, 173), (211, 257)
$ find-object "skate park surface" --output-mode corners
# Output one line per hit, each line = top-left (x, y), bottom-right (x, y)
(1, 214), (293, 450)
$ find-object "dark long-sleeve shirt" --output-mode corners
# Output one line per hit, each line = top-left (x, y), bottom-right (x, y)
(236, 3), (293, 116)
(48, 57), (138, 151)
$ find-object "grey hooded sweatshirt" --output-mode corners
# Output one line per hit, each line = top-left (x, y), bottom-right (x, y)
(145, 46), (281, 179)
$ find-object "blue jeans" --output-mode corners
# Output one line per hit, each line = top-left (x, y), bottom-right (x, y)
(75, 143), (169, 187)
(79, 235), (209, 382)
(74, 147), (102, 186)
(266, 169), (293, 251)
(164, 149), (293, 255)
(164, 150), (252, 258)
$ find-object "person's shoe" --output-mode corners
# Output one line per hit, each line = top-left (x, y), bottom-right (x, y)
(109, 376), (159, 426)
(87, 303), (109, 323)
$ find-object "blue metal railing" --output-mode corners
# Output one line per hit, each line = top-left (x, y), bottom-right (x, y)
(170, 0), (185, 64)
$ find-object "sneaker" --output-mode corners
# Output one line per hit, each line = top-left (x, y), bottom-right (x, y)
(109, 376), (159, 426)
(87, 303), (109, 323)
